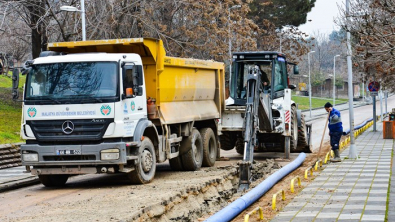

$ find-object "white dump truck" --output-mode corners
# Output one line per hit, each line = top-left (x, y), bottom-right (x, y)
(12, 38), (225, 187)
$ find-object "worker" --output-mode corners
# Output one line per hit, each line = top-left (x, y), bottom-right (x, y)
(324, 102), (343, 162)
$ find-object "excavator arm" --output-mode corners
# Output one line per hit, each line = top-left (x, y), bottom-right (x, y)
(238, 66), (266, 191)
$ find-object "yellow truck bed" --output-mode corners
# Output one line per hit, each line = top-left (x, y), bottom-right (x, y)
(47, 38), (225, 124)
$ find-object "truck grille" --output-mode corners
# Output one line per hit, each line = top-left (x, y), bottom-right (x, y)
(26, 119), (113, 142)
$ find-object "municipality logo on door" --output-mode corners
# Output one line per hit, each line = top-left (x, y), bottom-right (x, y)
(27, 107), (37, 117)
(100, 104), (112, 116)
(131, 101), (136, 111)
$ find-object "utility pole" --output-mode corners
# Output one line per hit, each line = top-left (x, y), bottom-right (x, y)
(333, 55), (340, 105)
(346, 0), (357, 159)
(308, 51), (315, 118)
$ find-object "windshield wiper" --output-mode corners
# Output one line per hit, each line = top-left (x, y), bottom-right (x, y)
(74, 94), (103, 103)
(27, 96), (62, 104)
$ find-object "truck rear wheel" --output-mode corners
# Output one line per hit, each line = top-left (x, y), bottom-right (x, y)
(128, 137), (156, 184)
(219, 132), (237, 151)
(38, 175), (69, 187)
(180, 128), (203, 171)
(200, 128), (216, 167)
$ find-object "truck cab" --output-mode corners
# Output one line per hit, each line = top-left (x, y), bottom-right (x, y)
(14, 38), (225, 187)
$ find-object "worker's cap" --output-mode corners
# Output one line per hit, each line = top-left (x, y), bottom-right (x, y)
(324, 102), (333, 108)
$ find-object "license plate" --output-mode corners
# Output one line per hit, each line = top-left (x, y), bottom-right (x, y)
(56, 150), (81, 155)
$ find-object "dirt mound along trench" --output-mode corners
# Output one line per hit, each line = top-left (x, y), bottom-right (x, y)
(132, 159), (281, 222)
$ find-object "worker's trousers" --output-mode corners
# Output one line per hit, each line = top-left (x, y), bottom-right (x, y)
(329, 131), (342, 150)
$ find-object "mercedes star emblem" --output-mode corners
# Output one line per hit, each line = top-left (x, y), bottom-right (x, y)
(62, 120), (75, 134)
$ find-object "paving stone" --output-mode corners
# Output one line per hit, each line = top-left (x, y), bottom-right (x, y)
(270, 216), (294, 222)
(343, 205), (364, 210)
(314, 218), (339, 222)
(316, 212), (340, 219)
(321, 203), (344, 209)
(361, 214), (385, 221)
(341, 208), (363, 215)
(338, 213), (362, 220)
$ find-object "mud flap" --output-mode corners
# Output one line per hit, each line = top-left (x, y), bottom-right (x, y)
(306, 123), (312, 150)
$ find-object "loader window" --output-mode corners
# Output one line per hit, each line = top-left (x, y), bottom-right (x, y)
(273, 57), (288, 92)
(230, 62), (272, 100)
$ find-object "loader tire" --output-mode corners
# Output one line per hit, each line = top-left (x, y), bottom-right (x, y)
(235, 137), (244, 155)
(200, 128), (217, 167)
(296, 113), (312, 153)
(290, 106), (298, 151)
(128, 137), (156, 184)
(39, 175), (69, 187)
(219, 132), (237, 151)
(180, 128), (203, 171)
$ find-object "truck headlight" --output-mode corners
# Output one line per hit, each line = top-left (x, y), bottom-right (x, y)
(101, 149), (119, 160)
(22, 152), (38, 162)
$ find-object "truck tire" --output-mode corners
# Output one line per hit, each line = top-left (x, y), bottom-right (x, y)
(219, 132), (237, 151)
(290, 106), (298, 151)
(128, 137), (156, 184)
(235, 137), (244, 155)
(200, 128), (216, 167)
(296, 113), (311, 152)
(180, 128), (203, 171)
(38, 175), (69, 187)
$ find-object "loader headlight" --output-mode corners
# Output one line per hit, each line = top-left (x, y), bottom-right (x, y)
(22, 151), (38, 162)
(101, 149), (119, 160)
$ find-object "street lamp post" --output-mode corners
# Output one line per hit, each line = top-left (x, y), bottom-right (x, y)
(333, 54), (340, 105)
(60, 0), (86, 41)
(228, 5), (241, 82)
(308, 51), (315, 118)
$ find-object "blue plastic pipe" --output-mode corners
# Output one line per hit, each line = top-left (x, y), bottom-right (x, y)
(343, 112), (388, 135)
(205, 152), (306, 222)
(343, 118), (373, 135)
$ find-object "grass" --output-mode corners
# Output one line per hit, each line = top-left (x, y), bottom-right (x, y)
(0, 74), (25, 144)
(292, 95), (349, 110)
(0, 72), (26, 88)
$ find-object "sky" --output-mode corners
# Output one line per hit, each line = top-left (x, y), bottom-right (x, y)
(298, 0), (344, 36)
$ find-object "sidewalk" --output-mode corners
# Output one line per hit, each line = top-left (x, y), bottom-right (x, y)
(271, 121), (394, 222)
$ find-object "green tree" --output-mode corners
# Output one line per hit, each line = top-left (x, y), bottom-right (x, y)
(248, 0), (316, 28)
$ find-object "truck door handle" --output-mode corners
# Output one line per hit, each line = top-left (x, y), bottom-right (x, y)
(138, 107), (143, 110)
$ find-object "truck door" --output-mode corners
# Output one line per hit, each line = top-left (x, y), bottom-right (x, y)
(122, 63), (146, 137)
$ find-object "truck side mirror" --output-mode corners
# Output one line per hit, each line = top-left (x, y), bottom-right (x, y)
(289, 84), (297, 90)
(12, 68), (20, 101)
(293, 65), (299, 75)
(21, 60), (33, 75)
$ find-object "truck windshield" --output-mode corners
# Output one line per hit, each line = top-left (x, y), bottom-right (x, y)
(25, 62), (118, 103)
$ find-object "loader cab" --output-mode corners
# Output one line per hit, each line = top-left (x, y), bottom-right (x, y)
(228, 52), (296, 106)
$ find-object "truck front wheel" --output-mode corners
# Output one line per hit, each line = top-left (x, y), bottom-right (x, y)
(180, 128), (203, 171)
(38, 175), (69, 187)
(128, 137), (156, 184)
